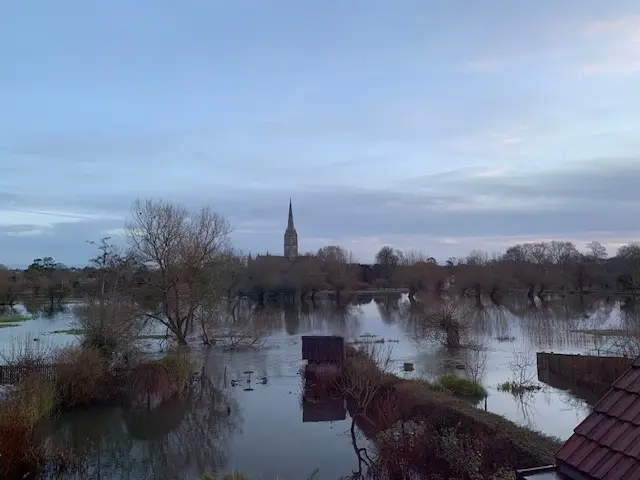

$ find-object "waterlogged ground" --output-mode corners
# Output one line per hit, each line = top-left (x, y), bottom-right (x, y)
(1, 294), (637, 479)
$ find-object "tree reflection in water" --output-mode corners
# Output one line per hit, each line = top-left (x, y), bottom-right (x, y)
(41, 357), (241, 480)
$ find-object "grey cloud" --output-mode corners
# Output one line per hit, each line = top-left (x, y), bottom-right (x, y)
(0, 219), (123, 267)
(1, 157), (637, 266)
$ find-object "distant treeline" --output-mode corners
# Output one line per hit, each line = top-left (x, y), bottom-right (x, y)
(2, 239), (640, 307)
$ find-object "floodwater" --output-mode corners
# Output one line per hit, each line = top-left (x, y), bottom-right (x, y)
(1, 294), (637, 479)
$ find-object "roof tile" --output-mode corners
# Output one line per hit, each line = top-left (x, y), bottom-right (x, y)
(587, 416), (618, 442)
(589, 452), (624, 478)
(594, 389), (624, 412)
(602, 455), (635, 480)
(607, 390), (638, 417)
(614, 367), (640, 392)
(577, 445), (610, 474)
(574, 412), (603, 436)
(619, 396), (640, 424)
(556, 361), (640, 478)
(556, 435), (586, 462)
(610, 424), (640, 455)
(597, 420), (633, 448)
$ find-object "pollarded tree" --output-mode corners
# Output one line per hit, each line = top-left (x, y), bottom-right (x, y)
(375, 246), (403, 282)
(126, 198), (233, 345)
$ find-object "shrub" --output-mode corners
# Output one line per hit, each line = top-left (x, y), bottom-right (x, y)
(158, 352), (193, 386)
(0, 375), (56, 478)
(54, 346), (108, 407)
(435, 374), (487, 398)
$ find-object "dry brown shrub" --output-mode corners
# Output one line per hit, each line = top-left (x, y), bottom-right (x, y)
(126, 361), (179, 409)
(0, 374), (56, 478)
(54, 346), (108, 407)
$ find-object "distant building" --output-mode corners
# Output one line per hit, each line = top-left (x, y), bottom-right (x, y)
(284, 198), (298, 259)
(249, 199), (299, 265)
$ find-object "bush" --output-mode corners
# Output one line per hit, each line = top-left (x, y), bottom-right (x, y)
(0, 375), (56, 478)
(158, 352), (193, 386)
(434, 374), (487, 398)
(126, 353), (192, 409)
(54, 346), (108, 407)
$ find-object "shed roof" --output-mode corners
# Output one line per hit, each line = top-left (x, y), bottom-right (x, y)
(556, 357), (640, 480)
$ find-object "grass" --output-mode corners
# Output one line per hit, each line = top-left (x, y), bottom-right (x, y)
(349, 333), (400, 345)
(572, 328), (640, 337)
(433, 373), (488, 399)
(497, 381), (542, 394)
(50, 329), (86, 335)
(0, 314), (33, 324)
(200, 474), (248, 480)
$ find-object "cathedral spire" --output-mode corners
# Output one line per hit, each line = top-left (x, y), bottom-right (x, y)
(284, 198), (298, 259)
(287, 197), (294, 230)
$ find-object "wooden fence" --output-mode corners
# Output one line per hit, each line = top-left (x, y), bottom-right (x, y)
(0, 364), (58, 385)
(536, 352), (632, 392)
(302, 335), (345, 365)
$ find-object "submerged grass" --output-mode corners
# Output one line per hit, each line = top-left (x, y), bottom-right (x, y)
(498, 380), (542, 395)
(433, 373), (488, 398)
(0, 314), (33, 324)
(572, 328), (640, 337)
(200, 473), (248, 480)
(50, 328), (86, 335)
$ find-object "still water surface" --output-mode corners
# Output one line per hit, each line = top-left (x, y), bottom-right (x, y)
(1, 294), (635, 479)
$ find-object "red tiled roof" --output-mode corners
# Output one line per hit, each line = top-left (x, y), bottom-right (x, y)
(556, 357), (640, 480)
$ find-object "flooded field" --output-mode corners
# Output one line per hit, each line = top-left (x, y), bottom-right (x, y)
(1, 294), (636, 479)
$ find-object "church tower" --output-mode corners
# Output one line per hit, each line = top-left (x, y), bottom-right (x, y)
(284, 198), (298, 259)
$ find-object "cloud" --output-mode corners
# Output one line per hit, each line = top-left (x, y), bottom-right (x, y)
(1, 157), (637, 266)
(577, 14), (640, 75)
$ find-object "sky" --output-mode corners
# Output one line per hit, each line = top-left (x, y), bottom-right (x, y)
(1, 1), (640, 266)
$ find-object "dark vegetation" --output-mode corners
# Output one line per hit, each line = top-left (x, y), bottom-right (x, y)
(2, 240), (639, 317)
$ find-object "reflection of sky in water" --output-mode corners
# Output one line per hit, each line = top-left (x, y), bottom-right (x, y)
(3, 294), (637, 477)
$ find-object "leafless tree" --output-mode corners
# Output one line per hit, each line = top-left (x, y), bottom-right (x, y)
(197, 299), (267, 349)
(463, 338), (490, 384)
(126, 198), (234, 345)
(375, 246), (403, 281)
(508, 345), (537, 389)
(585, 241), (608, 262)
(317, 245), (358, 298)
(412, 302), (475, 348)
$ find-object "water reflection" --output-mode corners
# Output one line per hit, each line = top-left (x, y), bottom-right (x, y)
(44, 358), (240, 480)
(3, 294), (636, 477)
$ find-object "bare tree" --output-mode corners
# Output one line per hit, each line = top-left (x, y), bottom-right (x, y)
(585, 241), (608, 262)
(507, 345), (537, 390)
(317, 245), (357, 298)
(463, 338), (489, 384)
(126, 198), (233, 345)
(375, 246), (403, 281)
(197, 299), (267, 349)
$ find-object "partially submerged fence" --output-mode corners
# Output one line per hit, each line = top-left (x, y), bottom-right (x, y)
(536, 352), (632, 393)
(0, 364), (58, 385)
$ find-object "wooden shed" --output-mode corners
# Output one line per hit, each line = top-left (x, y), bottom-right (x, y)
(302, 335), (345, 365)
